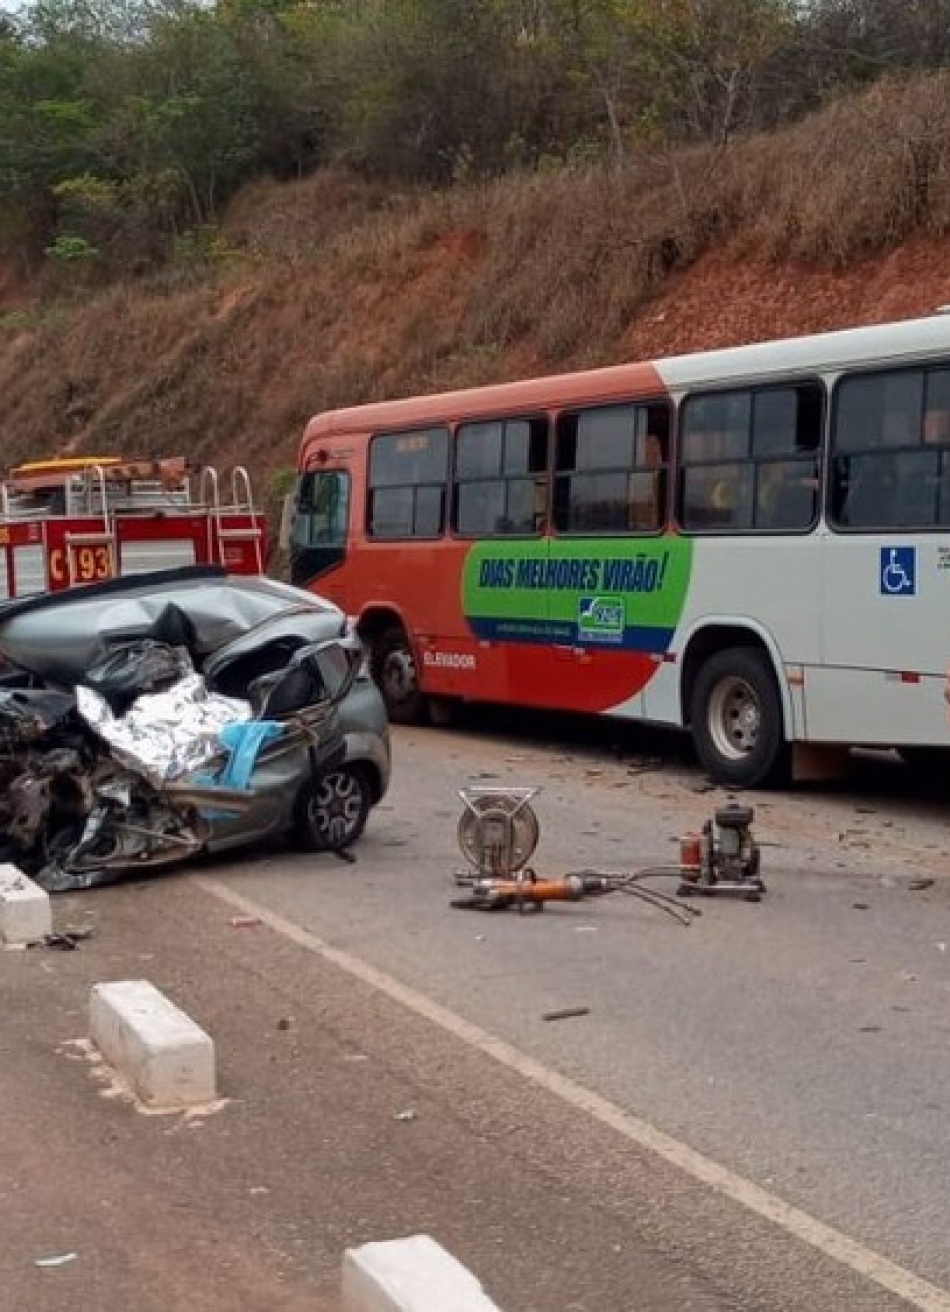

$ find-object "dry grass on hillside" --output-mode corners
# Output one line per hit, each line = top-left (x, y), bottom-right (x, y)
(3, 73), (950, 494)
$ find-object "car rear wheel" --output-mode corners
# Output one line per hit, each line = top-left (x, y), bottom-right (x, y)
(293, 763), (373, 852)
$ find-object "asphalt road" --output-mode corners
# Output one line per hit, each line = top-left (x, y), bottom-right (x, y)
(199, 714), (950, 1308)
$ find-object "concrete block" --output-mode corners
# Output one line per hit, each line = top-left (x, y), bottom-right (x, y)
(89, 980), (216, 1109)
(0, 863), (51, 946)
(342, 1235), (502, 1312)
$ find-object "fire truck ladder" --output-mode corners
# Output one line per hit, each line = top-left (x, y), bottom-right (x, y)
(63, 463), (118, 586)
(199, 465), (265, 574)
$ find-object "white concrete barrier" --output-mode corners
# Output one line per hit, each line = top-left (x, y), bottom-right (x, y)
(89, 980), (216, 1109)
(342, 1235), (503, 1312)
(0, 863), (51, 946)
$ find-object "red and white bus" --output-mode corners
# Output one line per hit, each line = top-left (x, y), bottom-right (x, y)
(287, 314), (950, 787)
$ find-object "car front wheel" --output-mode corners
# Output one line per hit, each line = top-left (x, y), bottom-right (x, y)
(293, 764), (373, 852)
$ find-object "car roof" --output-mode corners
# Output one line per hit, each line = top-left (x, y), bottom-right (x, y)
(0, 565), (228, 623)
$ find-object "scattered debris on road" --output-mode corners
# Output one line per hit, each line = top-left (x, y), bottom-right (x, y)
(543, 1007), (591, 1023)
(42, 929), (93, 950)
(837, 830), (871, 848)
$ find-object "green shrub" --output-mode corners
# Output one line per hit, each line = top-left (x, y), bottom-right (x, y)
(44, 234), (99, 264)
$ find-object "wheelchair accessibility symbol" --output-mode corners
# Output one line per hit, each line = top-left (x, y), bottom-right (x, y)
(880, 546), (916, 596)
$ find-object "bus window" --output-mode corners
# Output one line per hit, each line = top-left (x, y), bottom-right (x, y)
(752, 387), (821, 530)
(830, 366), (950, 529)
(367, 427), (448, 539)
(925, 366), (950, 441)
(679, 383), (822, 533)
(834, 370), (923, 454)
(752, 386), (821, 458)
(453, 416), (547, 537)
(553, 401), (669, 535)
(755, 459), (818, 530)
(682, 391), (751, 463)
(681, 462), (754, 530)
(680, 390), (752, 530)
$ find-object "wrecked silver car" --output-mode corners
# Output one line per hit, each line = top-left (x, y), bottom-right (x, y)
(0, 566), (391, 891)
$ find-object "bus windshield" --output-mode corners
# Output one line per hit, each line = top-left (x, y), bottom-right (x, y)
(289, 470), (349, 585)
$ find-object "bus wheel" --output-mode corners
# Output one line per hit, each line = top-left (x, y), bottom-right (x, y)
(690, 648), (788, 788)
(371, 626), (426, 724)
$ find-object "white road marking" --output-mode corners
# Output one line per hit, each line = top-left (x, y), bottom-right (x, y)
(198, 875), (950, 1311)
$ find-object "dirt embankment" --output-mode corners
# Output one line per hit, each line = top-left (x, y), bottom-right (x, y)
(4, 77), (950, 499)
(8, 232), (950, 490)
(623, 237), (950, 361)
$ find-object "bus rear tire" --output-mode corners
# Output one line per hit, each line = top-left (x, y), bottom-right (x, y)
(371, 626), (426, 725)
(690, 647), (788, 789)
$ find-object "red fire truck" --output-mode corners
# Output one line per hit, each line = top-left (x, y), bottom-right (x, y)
(0, 456), (266, 599)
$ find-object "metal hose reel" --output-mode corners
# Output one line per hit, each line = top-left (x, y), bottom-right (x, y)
(456, 787), (540, 880)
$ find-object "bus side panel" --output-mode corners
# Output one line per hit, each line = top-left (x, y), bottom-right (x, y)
(341, 538), (546, 707)
(802, 668), (945, 744)
(823, 536), (950, 674)
(808, 533), (950, 746)
(635, 658), (683, 726)
(460, 645), (659, 715)
(450, 534), (688, 714)
(414, 537), (660, 712)
(639, 535), (824, 735)
(422, 539), (536, 705)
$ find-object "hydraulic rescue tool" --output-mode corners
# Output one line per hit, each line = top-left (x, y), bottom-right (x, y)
(450, 788), (765, 921)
